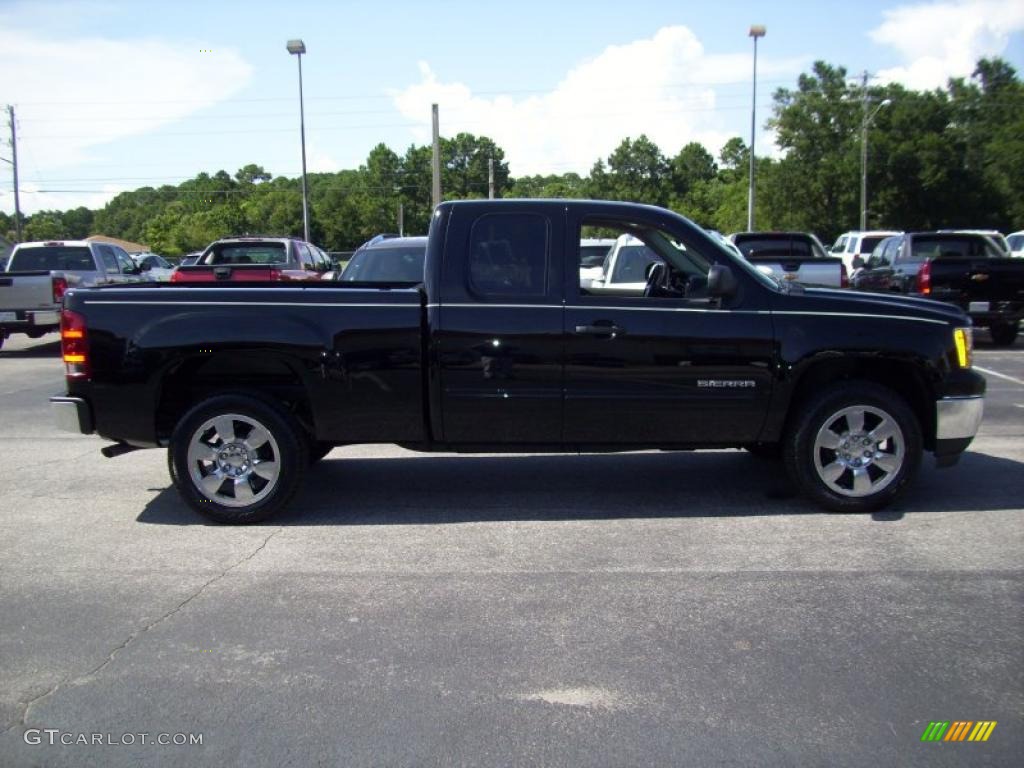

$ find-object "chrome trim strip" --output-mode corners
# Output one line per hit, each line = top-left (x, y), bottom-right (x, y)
(83, 300), (948, 325)
(434, 303), (948, 323)
(83, 301), (415, 308)
(936, 396), (984, 440)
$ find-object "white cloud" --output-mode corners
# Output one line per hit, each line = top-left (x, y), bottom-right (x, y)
(390, 26), (806, 176)
(0, 28), (251, 213)
(871, 0), (1024, 89)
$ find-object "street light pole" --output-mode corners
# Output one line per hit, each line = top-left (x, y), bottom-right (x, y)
(287, 39), (310, 243)
(859, 97), (891, 231)
(747, 25), (766, 232)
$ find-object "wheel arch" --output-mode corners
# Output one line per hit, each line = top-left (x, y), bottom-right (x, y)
(154, 350), (317, 444)
(771, 355), (937, 450)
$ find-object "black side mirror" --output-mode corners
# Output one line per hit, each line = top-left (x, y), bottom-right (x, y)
(707, 264), (738, 297)
(138, 262), (151, 272)
(852, 255), (865, 270)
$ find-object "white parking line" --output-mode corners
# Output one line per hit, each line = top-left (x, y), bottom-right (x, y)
(975, 366), (1024, 387)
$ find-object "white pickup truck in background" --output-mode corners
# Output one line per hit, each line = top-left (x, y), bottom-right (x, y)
(0, 240), (144, 348)
(728, 231), (847, 288)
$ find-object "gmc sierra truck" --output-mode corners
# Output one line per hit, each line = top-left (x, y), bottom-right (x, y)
(50, 200), (985, 523)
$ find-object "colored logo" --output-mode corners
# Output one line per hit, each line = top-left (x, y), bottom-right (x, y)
(921, 721), (997, 742)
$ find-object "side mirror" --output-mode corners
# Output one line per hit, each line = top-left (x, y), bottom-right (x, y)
(707, 264), (738, 297)
(138, 262), (151, 272)
(852, 255), (865, 270)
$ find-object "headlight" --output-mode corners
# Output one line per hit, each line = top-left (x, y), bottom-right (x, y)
(954, 327), (973, 368)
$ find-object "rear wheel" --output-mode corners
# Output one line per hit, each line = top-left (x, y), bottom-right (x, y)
(989, 322), (1019, 347)
(783, 382), (921, 513)
(169, 394), (308, 524)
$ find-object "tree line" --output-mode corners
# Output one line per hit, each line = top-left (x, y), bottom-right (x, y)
(2, 57), (1021, 255)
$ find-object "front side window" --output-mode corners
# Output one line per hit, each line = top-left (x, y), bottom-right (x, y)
(577, 219), (712, 300)
(468, 213), (548, 297)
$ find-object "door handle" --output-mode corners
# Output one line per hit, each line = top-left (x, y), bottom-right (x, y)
(575, 323), (625, 337)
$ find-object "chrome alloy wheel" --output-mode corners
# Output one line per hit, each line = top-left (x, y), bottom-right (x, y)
(186, 413), (281, 507)
(812, 404), (905, 498)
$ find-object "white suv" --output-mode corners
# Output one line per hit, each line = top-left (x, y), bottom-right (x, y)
(830, 231), (901, 273)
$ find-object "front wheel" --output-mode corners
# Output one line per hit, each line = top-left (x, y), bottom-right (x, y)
(169, 394), (308, 524)
(989, 322), (1019, 347)
(783, 382), (921, 513)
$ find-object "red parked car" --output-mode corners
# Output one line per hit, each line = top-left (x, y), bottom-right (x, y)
(172, 236), (333, 283)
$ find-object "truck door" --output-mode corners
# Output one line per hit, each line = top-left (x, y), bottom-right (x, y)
(562, 209), (775, 445)
(434, 203), (565, 444)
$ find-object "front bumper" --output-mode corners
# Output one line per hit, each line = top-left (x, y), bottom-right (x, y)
(50, 396), (94, 434)
(934, 395), (984, 467)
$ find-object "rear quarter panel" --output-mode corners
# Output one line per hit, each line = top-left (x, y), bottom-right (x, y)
(64, 285), (425, 446)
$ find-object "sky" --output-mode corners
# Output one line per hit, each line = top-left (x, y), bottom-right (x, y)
(0, 0), (1022, 215)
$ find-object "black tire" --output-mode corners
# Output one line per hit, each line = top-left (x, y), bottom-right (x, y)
(169, 394), (308, 524)
(989, 322), (1019, 347)
(308, 440), (334, 466)
(783, 381), (921, 513)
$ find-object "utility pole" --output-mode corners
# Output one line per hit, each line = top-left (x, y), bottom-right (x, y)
(488, 157), (495, 199)
(747, 25), (766, 232)
(859, 71), (890, 231)
(859, 71), (869, 231)
(431, 104), (441, 210)
(6, 105), (22, 242)
(398, 201), (404, 236)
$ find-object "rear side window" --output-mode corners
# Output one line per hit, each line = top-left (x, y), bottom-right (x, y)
(859, 236), (886, 254)
(9, 246), (95, 271)
(468, 213), (548, 297)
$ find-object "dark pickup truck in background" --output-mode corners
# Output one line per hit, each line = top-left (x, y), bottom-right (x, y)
(852, 231), (1024, 345)
(51, 200), (984, 523)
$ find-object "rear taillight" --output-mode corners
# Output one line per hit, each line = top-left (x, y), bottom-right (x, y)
(269, 268), (282, 281)
(52, 275), (68, 303)
(840, 263), (849, 288)
(60, 309), (90, 380)
(917, 261), (932, 295)
(171, 270), (184, 282)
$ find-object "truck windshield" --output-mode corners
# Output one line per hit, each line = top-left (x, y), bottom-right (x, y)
(206, 242), (288, 265)
(9, 246), (95, 271)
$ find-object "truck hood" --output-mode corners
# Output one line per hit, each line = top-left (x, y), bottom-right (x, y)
(775, 286), (967, 326)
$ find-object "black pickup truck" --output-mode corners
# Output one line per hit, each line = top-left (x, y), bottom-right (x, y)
(851, 231), (1024, 345)
(50, 200), (985, 523)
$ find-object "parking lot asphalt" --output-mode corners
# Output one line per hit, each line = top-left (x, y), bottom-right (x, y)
(0, 331), (1021, 767)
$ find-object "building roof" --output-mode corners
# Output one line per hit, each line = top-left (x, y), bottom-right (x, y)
(86, 234), (150, 253)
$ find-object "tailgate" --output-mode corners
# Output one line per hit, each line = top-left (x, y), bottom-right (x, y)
(173, 265), (283, 283)
(0, 271), (58, 311)
(749, 257), (843, 287)
(929, 259), (1024, 302)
